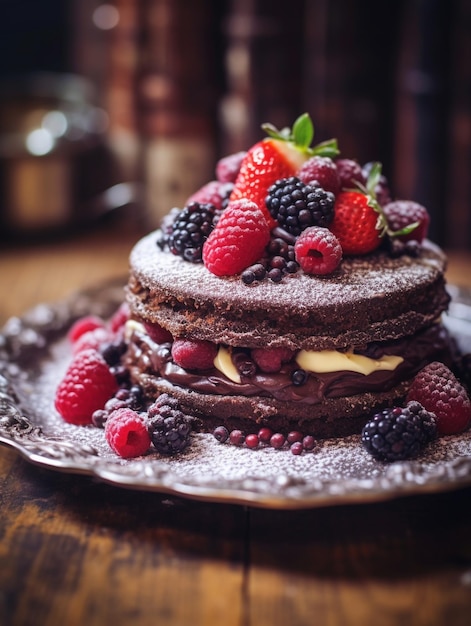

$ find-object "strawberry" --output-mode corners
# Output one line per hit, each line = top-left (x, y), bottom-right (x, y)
(229, 113), (339, 228)
(202, 199), (270, 276)
(329, 162), (388, 255)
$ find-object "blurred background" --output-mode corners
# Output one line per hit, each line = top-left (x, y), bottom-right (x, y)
(0, 0), (470, 249)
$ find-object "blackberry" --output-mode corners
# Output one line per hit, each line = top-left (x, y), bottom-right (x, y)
(147, 393), (194, 455)
(361, 401), (437, 462)
(168, 201), (215, 262)
(265, 177), (335, 236)
(100, 339), (127, 366)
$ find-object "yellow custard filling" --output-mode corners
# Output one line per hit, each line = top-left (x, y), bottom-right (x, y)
(295, 349), (403, 376)
(213, 346), (404, 382)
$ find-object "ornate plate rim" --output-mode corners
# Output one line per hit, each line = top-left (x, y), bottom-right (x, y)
(1, 280), (471, 510)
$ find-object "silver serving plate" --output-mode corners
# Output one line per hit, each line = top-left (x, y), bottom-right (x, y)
(1, 280), (470, 509)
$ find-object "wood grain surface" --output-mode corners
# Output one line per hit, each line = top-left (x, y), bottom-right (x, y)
(1, 218), (471, 626)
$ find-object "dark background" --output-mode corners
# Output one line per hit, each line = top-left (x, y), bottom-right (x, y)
(1, 0), (470, 249)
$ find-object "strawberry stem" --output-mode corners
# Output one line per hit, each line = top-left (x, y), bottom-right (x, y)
(261, 113), (340, 158)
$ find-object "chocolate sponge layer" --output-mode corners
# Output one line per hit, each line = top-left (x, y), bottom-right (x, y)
(126, 231), (450, 351)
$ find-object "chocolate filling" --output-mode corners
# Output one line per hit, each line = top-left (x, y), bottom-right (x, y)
(126, 322), (451, 406)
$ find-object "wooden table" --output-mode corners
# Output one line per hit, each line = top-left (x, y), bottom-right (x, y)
(1, 218), (471, 626)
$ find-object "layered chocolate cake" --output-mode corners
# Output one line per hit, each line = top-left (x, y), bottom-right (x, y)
(121, 114), (454, 438)
(124, 232), (451, 438)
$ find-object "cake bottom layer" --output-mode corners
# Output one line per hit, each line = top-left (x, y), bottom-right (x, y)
(128, 368), (411, 438)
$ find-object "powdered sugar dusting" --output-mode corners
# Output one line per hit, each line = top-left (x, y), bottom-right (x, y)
(2, 330), (471, 508)
(1, 279), (471, 509)
(130, 230), (447, 314)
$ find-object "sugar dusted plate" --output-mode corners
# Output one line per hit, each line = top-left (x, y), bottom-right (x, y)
(1, 280), (471, 509)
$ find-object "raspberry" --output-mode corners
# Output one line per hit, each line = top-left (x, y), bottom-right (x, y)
(297, 156), (341, 195)
(407, 361), (471, 435)
(251, 347), (294, 373)
(383, 200), (430, 243)
(186, 180), (233, 210)
(335, 158), (365, 190)
(147, 394), (194, 454)
(72, 327), (113, 355)
(55, 349), (119, 425)
(265, 177), (335, 236)
(109, 303), (130, 333)
(171, 338), (218, 370)
(294, 226), (342, 275)
(361, 401), (437, 462)
(105, 408), (151, 458)
(168, 201), (215, 262)
(144, 321), (173, 344)
(68, 315), (105, 344)
(216, 151), (246, 183)
(202, 199), (270, 276)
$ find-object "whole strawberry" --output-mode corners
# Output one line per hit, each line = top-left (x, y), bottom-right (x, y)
(329, 162), (387, 255)
(55, 348), (119, 425)
(407, 361), (471, 435)
(202, 199), (270, 276)
(230, 113), (339, 227)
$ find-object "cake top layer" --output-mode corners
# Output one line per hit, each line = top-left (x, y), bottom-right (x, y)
(130, 230), (446, 313)
(127, 230), (450, 350)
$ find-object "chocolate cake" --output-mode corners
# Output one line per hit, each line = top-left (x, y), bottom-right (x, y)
(121, 114), (454, 438)
(124, 235), (451, 438)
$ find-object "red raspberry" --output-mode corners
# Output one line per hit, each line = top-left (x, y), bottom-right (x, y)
(105, 408), (151, 458)
(202, 199), (270, 276)
(407, 361), (471, 435)
(171, 338), (218, 370)
(294, 226), (342, 275)
(109, 302), (130, 333)
(252, 347), (294, 373)
(383, 200), (430, 243)
(216, 151), (246, 183)
(297, 156), (341, 195)
(186, 180), (233, 210)
(68, 315), (105, 343)
(144, 321), (173, 344)
(55, 349), (119, 425)
(72, 327), (113, 355)
(335, 158), (365, 190)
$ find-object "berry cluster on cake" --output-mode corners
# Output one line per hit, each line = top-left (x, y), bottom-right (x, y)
(55, 114), (471, 461)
